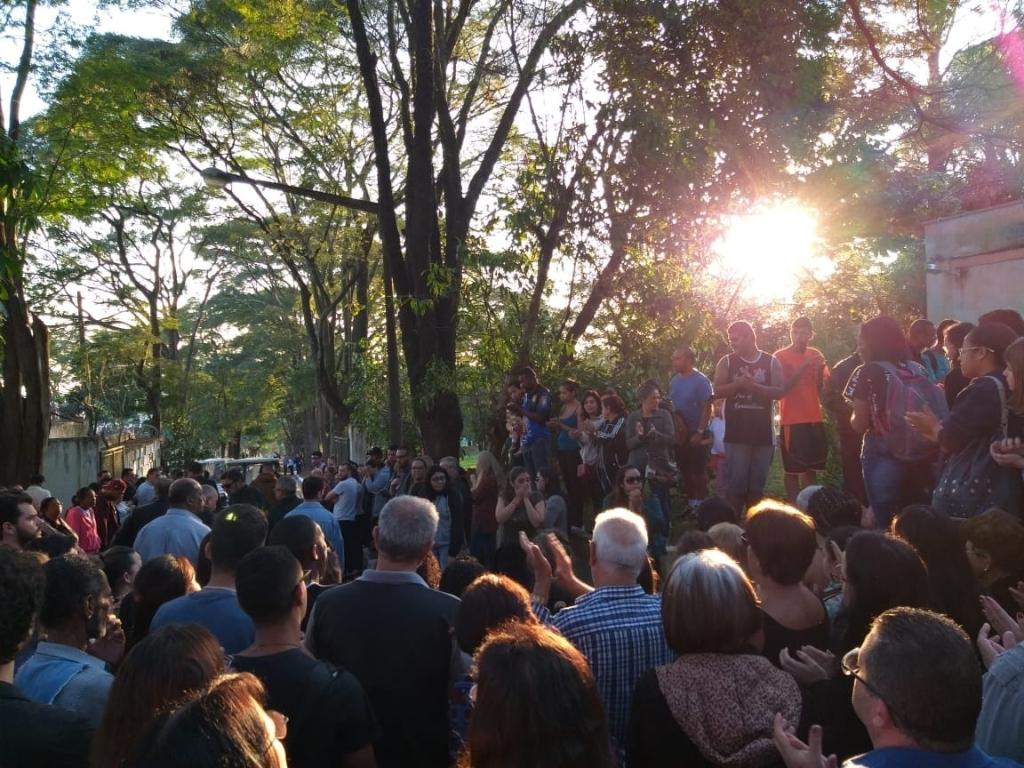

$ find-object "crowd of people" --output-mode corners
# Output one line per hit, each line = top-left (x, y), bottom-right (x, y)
(1, 306), (1023, 767)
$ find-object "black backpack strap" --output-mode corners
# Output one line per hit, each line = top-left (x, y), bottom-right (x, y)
(287, 660), (340, 745)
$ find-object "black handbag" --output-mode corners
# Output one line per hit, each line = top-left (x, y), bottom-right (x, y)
(932, 376), (1020, 518)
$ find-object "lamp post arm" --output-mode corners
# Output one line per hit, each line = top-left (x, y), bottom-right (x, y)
(202, 167), (379, 215)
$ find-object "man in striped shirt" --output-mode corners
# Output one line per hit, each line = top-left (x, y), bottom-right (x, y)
(524, 509), (674, 757)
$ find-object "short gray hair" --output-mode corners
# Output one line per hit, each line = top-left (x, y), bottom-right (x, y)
(378, 496), (438, 561)
(592, 508), (648, 575)
(200, 485), (219, 503)
(276, 475), (298, 495)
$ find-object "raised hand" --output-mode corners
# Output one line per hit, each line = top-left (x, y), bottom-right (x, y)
(88, 614), (126, 668)
(905, 405), (940, 441)
(980, 594), (1024, 643)
(779, 646), (838, 686)
(773, 714), (837, 768)
(1009, 581), (1024, 613)
(977, 622), (1019, 670)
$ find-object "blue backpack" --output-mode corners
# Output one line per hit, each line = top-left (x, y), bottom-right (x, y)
(873, 361), (949, 463)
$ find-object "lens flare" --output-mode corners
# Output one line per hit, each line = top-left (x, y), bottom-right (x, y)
(711, 201), (833, 303)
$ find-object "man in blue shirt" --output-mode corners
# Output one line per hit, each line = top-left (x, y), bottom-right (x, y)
(134, 478), (210, 566)
(15, 554), (119, 729)
(150, 504), (267, 654)
(508, 366), (552, 478)
(525, 509), (674, 758)
(774, 607), (1023, 768)
(669, 346), (714, 504)
(285, 475), (345, 570)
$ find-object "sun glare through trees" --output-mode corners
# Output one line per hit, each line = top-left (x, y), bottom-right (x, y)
(711, 200), (834, 303)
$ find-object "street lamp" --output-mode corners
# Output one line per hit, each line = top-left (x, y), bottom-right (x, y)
(199, 166), (379, 215)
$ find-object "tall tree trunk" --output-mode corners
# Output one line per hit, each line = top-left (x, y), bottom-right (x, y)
(0, 0), (48, 485)
(0, 294), (50, 484)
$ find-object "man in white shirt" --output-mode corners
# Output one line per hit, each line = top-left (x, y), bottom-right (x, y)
(325, 462), (362, 576)
(23, 476), (51, 510)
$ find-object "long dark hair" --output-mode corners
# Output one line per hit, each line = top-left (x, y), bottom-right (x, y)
(500, 466), (531, 503)
(607, 464), (641, 508)
(91, 624), (225, 768)
(426, 466), (450, 502)
(859, 316), (909, 365)
(537, 467), (563, 500)
(129, 555), (195, 647)
(461, 623), (615, 768)
(891, 505), (984, 638)
(834, 531), (930, 653)
(129, 672), (278, 768)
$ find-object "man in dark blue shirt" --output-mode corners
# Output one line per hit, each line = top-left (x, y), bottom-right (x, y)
(774, 607), (1023, 768)
(507, 366), (553, 479)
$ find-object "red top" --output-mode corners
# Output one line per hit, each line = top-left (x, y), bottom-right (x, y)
(66, 506), (102, 553)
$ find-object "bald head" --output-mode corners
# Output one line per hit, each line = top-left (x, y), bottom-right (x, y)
(168, 478), (202, 508)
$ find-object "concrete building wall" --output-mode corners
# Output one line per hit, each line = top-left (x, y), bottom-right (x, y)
(43, 437), (101, 507)
(925, 201), (1024, 323)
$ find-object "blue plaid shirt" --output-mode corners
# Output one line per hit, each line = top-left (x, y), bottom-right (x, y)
(534, 585), (675, 752)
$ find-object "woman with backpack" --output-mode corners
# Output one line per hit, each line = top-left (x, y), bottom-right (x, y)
(844, 316), (948, 529)
(906, 322), (1023, 518)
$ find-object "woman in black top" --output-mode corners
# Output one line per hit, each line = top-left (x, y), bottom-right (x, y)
(907, 322), (1023, 518)
(890, 505), (984, 639)
(780, 531), (929, 760)
(744, 501), (830, 667)
(962, 508), (1024, 616)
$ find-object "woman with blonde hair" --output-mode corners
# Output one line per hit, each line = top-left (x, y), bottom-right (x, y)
(470, 451), (505, 567)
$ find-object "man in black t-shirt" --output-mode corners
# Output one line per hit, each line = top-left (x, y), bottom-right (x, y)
(823, 351), (867, 505)
(233, 546), (377, 768)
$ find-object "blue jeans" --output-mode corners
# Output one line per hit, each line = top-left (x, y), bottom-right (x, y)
(643, 491), (668, 558)
(861, 435), (933, 529)
(524, 438), (550, 479)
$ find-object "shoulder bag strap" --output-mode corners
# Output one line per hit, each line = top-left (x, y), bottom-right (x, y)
(984, 376), (1009, 439)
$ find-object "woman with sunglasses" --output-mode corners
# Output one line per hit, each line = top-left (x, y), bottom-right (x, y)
(907, 322), (1023, 519)
(603, 465), (667, 558)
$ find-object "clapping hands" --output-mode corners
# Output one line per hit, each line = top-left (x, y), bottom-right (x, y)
(990, 438), (1024, 470)
(773, 714), (837, 768)
(779, 645), (838, 686)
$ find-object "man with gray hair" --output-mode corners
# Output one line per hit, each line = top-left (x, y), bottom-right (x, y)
(268, 474), (300, 530)
(525, 508), (674, 756)
(306, 496), (459, 768)
(199, 484), (220, 524)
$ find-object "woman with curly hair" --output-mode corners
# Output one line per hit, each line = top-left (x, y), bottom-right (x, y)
(460, 622), (614, 768)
